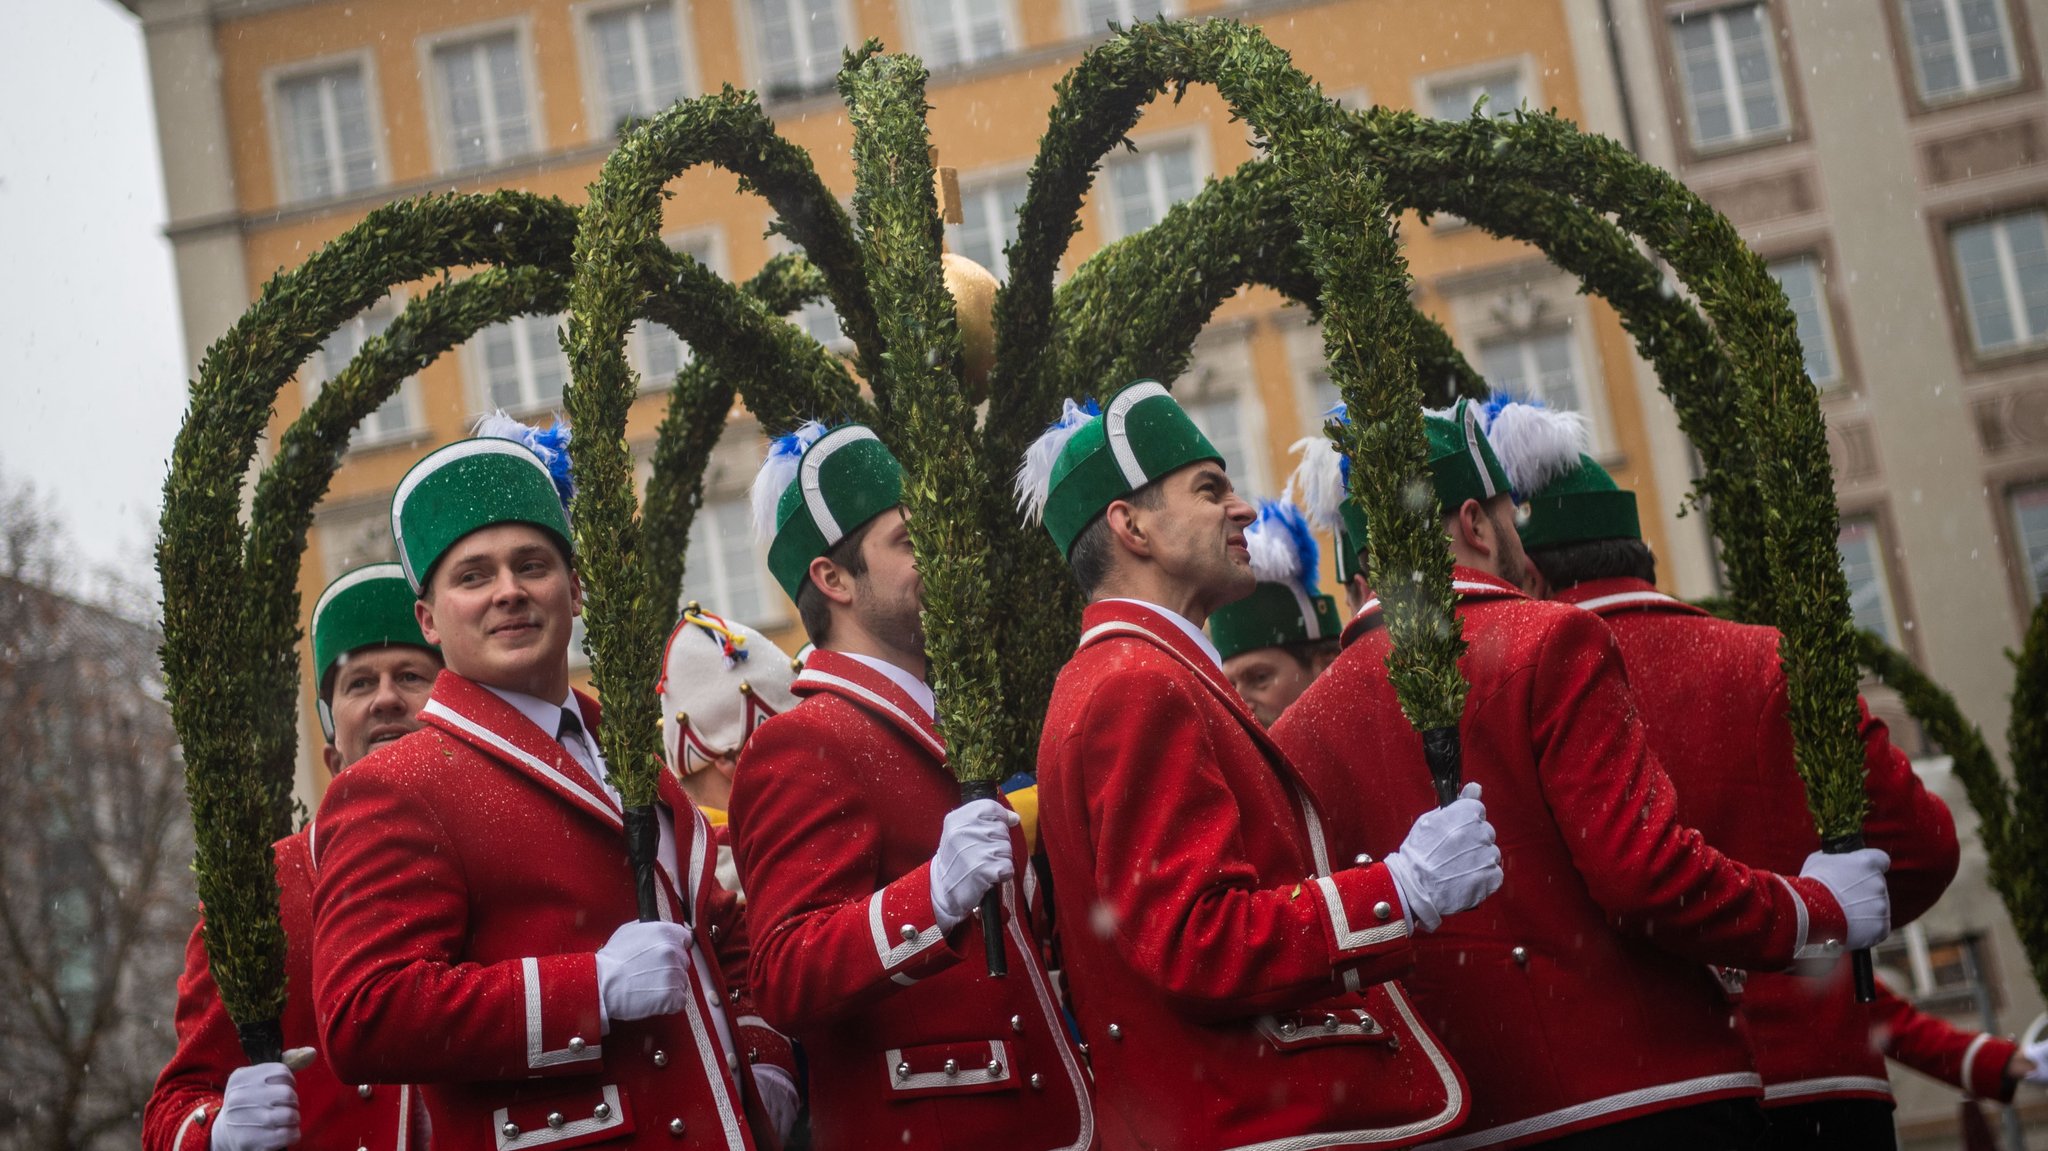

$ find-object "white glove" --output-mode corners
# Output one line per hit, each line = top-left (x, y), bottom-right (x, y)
(211, 1062), (299, 1151)
(930, 799), (1020, 933)
(595, 919), (694, 1029)
(2019, 1038), (2048, 1086)
(1382, 783), (1503, 932)
(753, 1065), (802, 1142)
(1798, 848), (1892, 951)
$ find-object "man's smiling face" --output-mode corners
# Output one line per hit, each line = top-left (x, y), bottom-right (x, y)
(324, 645), (442, 770)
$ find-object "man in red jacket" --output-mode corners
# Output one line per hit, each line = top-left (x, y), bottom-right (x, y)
(1275, 400), (1895, 1151)
(145, 563), (438, 1151)
(1017, 382), (1504, 1151)
(1491, 399), (1961, 1150)
(727, 421), (1094, 1150)
(312, 424), (798, 1151)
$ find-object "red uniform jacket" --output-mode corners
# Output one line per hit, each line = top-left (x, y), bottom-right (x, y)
(1036, 599), (1468, 1151)
(1554, 577), (1959, 1108)
(313, 672), (794, 1151)
(1273, 569), (1850, 1150)
(729, 649), (1094, 1151)
(1870, 981), (2018, 1102)
(144, 830), (415, 1151)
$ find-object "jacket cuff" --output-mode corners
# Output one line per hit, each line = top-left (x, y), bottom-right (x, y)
(523, 953), (606, 1073)
(736, 1014), (799, 1080)
(1311, 866), (1412, 964)
(1967, 1034), (2020, 1101)
(1781, 875), (1851, 965)
(173, 1100), (219, 1151)
(867, 861), (961, 985)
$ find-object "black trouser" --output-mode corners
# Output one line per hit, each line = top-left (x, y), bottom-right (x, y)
(1523, 1098), (1771, 1151)
(1762, 1099), (1898, 1151)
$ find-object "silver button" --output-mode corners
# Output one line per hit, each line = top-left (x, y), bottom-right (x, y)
(1030, 1073), (1044, 1090)
(1010, 1014), (1023, 1033)
(986, 1059), (1004, 1076)
(1360, 1014), (1381, 1034)
(1372, 901), (1393, 922)
(356, 1084), (372, 1099)
(1279, 1021), (1297, 1036)
(1511, 946), (1528, 965)
(594, 1103), (612, 1121)
(1824, 939), (1841, 952)
(1106, 1023), (1122, 1039)
(1353, 853), (1373, 865)
(547, 1112), (565, 1130)
(945, 1058), (961, 1076)
(669, 1118), (686, 1137)
(896, 1061), (911, 1079)
(708, 992), (723, 1007)
(899, 923), (918, 941)
(502, 1122), (521, 1139)
(709, 924), (720, 940)
(653, 1050), (668, 1067)
(1323, 1014), (1340, 1031)
(568, 1036), (586, 1054)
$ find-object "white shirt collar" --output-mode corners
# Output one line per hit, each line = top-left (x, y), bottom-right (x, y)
(1104, 597), (1226, 672)
(840, 652), (936, 720)
(483, 684), (578, 739)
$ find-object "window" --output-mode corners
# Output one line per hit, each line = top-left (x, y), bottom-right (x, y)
(634, 234), (720, 386)
(683, 497), (780, 625)
(749, 0), (847, 99)
(1183, 394), (1252, 491)
(588, 3), (692, 131)
(1479, 329), (1586, 416)
(1101, 140), (1200, 241)
(1670, 3), (1790, 149)
(1073, 0), (1171, 35)
(1838, 517), (1901, 642)
(908, 0), (1012, 70)
(2012, 483), (2048, 604)
(477, 313), (571, 415)
(276, 63), (379, 202)
(319, 502), (401, 581)
(1952, 211), (2048, 354)
(1429, 69), (1525, 120)
(432, 31), (536, 171)
(1768, 256), (1841, 385)
(310, 298), (420, 447)
(770, 229), (855, 353)
(946, 174), (1028, 281)
(1903, 0), (2019, 102)
(1875, 924), (1993, 1011)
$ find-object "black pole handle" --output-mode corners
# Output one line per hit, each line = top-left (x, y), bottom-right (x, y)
(625, 804), (663, 924)
(237, 1018), (285, 1065)
(1421, 726), (1462, 809)
(960, 780), (1008, 979)
(1821, 832), (1877, 1004)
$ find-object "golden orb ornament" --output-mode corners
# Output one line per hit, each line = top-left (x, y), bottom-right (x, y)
(942, 251), (999, 402)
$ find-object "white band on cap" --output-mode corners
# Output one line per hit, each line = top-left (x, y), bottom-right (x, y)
(1289, 583), (1323, 641)
(800, 426), (883, 546)
(1105, 381), (1172, 490)
(390, 438), (559, 589)
(1461, 403), (1498, 500)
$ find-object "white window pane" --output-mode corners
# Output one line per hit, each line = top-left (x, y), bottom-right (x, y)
(642, 6), (688, 107)
(2012, 485), (2048, 604)
(1432, 71), (1522, 120)
(1838, 519), (1895, 643)
(282, 79), (334, 199)
(1908, 0), (1965, 95)
(948, 176), (1027, 281)
(1102, 142), (1197, 240)
(487, 37), (533, 157)
(639, 319), (689, 382)
(2009, 214), (2048, 338)
(1672, 4), (1783, 147)
(593, 11), (643, 125)
(1769, 257), (1838, 384)
(437, 45), (488, 169)
(683, 498), (777, 625)
(1183, 396), (1246, 485)
(1954, 221), (2015, 349)
(1962, 0), (2015, 85)
(1479, 329), (1583, 413)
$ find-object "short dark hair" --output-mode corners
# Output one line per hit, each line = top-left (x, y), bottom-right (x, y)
(1066, 483), (1167, 599)
(795, 514), (881, 645)
(1278, 638), (1340, 671)
(1528, 537), (1658, 591)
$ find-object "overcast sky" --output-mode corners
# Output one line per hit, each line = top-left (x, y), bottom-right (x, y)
(0, 0), (187, 580)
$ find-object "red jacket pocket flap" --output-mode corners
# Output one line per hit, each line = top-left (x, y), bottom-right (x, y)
(883, 1039), (1022, 1100)
(1256, 1009), (1397, 1052)
(494, 1083), (634, 1150)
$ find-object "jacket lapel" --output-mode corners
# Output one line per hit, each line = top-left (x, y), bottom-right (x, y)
(792, 650), (948, 763)
(420, 672), (625, 829)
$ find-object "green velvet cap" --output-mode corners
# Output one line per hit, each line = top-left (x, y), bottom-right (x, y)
(1335, 501), (1371, 584)
(1043, 380), (1222, 558)
(1426, 398), (1513, 511)
(1518, 453), (1642, 550)
(765, 425), (903, 602)
(310, 562), (435, 739)
(1210, 582), (1343, 661)
(392, 437), (573, 593)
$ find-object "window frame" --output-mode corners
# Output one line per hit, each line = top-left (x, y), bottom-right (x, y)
(1096, 130), (1209, 244)
(1657, 0), (1804, 163)
(1762, 248), (1849, 390)
(739, 0), (858, 103)
(2006, 478), (2048, 609)
(574, 0), (701, 142)
(903, 0), (1019, 73)
(1416, 56), (1538, 123)
(303, 292), (427, 453)
(682, 492), (787, 629)
(1883, 0), (2037, 115)
(1837, 511), (1908, 648)
(946, 167), (1031, 282)
(1441, 267), (1616, 455)
(1180, 322), (1270, 498)
(468, 311), (574, 419)
(1066, 0), (1176, 40)
(263, 48), (389, 208)
(417, 16), (548, 176)
(633, 227), (726, 389)
(1934, 201), (2048, 368)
